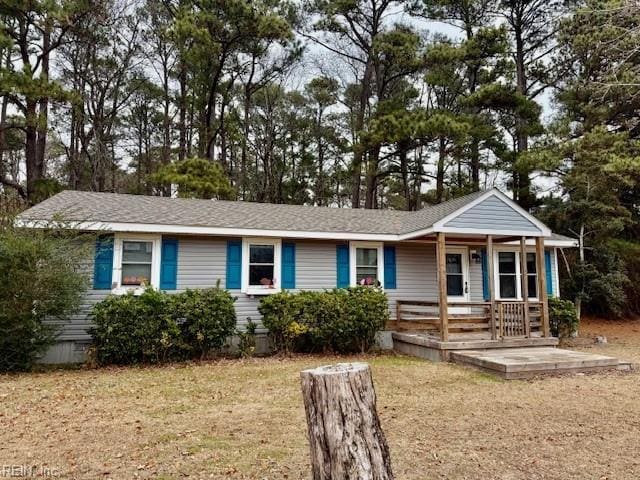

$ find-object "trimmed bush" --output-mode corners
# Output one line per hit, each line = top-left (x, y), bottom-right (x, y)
(90, 289), (182, 365)
(175, 287), (237, 358)
(549, 297), (579, 338)
(259, 287), (388, 354)
(90, 287), (237, 365)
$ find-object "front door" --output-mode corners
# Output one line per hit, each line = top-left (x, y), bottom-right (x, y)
(446, 247), (469, 313)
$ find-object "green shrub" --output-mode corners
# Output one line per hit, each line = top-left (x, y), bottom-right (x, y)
(175, 287), (237, 358)
(259, 287), (388, 354)
(258, 291), (303, 352)
(90, 289), (182, 365)
(90, 287), (237, 365)
(0, 220), (92, 372)
(549, 297), (579, 338)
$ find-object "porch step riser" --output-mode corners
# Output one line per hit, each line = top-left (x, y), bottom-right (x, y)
(450, 347), (625, 379)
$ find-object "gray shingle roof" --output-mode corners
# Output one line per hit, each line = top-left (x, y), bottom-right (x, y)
(18, 189), (491, 236)
(22, 189), (581, 244)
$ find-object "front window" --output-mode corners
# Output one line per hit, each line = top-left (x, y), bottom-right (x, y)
(242, 238), (281, 294)
(526, 252), (537, 299)
(249, 244), (275, 288)
(112, 234), (161, 293)
(495, 250), (539, 300)
(498, 252), (517, 298)
(121, 241), (153, 286)
(356, 247), (379, 286)
(349, 242), (384, 287)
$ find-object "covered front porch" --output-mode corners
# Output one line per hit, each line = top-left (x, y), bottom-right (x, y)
(388, 232), (555, 355)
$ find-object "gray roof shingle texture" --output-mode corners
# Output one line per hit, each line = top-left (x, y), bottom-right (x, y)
(19, 189), (490, 236)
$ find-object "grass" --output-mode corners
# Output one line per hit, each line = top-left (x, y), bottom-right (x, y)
(1, 318), (640, 479)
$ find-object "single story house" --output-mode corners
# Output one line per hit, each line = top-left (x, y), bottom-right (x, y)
(17, 188), (577, 363)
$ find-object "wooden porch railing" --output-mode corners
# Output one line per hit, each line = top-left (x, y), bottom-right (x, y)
(393, 300), (545, 340)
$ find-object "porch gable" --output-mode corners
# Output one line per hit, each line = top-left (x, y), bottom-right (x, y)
(443, 195), (540, 233)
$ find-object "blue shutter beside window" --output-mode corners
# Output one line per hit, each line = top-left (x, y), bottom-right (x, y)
(160, 238), (178, 290)
(282, 242), (296, 289)
(383, 245), (396, 289)
(93, 235), (114, 290)
(481, 248), (489, 300)
(226, 240), (242, 289)
(545, 250), (553, 297)
(336, 244), (350, 288)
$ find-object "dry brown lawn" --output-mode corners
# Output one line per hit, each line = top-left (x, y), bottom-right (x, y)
(2, 318), (640, 480)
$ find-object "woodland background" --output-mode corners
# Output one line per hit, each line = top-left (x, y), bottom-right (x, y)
(1, 0), (639, 318)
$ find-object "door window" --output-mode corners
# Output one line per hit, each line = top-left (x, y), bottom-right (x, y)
(446, 253), (464, 297)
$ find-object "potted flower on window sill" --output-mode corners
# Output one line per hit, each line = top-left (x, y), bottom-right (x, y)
(260, 277), (276, 288)
(112, 277), (150, 296)
(359, 277), (380, 287)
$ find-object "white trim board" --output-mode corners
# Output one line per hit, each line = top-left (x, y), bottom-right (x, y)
(17, 218), (576, 246)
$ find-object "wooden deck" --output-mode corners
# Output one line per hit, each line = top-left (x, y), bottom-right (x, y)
(391, 331), (558, 362)
(450, 347), (629, 379)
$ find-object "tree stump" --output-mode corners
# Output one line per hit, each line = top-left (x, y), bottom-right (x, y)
(300, 362), (394, 480)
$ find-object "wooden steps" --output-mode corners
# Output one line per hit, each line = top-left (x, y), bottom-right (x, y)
(450, 347), (628, 379)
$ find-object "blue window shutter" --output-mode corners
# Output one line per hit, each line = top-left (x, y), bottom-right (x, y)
(160, 238), (178, 290)
(336, 244), (350, 288)
(282, 242), (296, 289)
(226, 240), (242, 289)
(383, 245), (397, 289)
(481, 248), (489, 300)
(93, 235), (114, 290)
(545, 250), (553, 297)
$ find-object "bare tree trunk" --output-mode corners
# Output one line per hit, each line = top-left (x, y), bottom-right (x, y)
(436, 136), (446, 203)
(178, 65), (187, 162)
(35, 22), (51, 182)
(351, 60), (374, 208)
(300, 363), (394, 480)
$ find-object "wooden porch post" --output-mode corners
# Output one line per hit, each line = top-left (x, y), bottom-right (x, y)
(487, 235), (497, 340)
(535, 237), (550, 337)
(520, 237), (530, 336)
(437, 232), (449, 341)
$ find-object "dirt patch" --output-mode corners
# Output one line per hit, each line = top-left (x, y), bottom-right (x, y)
(563, 316), (640, 364)
(1, 335), (640, 479)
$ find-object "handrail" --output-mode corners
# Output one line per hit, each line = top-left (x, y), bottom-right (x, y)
(395, 299), (543, 338)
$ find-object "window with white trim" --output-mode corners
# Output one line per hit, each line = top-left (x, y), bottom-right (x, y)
(242, 238), (281, 294)
(498, 251), (518, 299)
(495, 249), (538, 300)
(121, 241), (153, 286)
(526, 252), (537, 299)
(349, 242), (384, 287)
(112, 234), (161, 293)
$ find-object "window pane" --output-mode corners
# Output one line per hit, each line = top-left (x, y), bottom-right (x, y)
(249, 245), (274, 264)
(122, 241), (153, 263)
(122, 263), (152, 286)
(500, 274), (517, 298)
(356, 266), (378, 285)
(498, 252), (516, 274)
(447, 274), (463, 296)
(249, 264), (274, 286)
(446, 254), (462, 274)
(528, 275), (537, 298)
(356, 248), (377, 266)
(526, 252), (537, 273)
